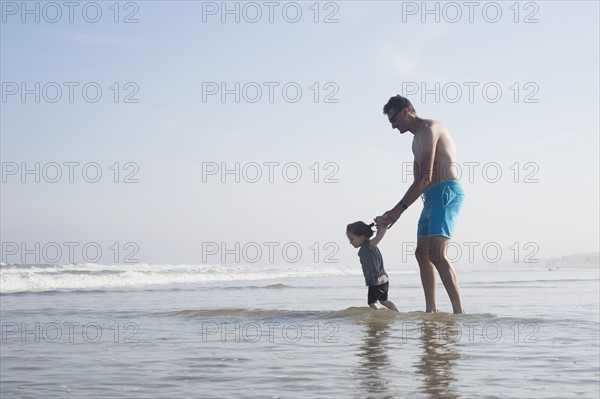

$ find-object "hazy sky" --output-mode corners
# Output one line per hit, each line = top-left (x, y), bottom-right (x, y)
(1, 0), (599, 270)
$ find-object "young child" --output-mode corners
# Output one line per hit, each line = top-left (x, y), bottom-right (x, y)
(346, 219), (399, 312)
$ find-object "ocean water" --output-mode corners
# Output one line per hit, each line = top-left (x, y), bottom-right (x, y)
(1, 263), (598, 398)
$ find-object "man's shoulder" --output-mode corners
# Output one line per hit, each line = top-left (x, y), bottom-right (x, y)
(423, 119), (447, 131)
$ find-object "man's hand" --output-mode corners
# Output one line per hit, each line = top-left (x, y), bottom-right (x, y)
(377, 209), (402, 229)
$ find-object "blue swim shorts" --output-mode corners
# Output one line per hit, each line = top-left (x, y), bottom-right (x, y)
(417, 180), (464, 238)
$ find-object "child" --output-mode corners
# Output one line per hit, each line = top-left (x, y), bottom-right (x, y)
(346, 219), (399, 312)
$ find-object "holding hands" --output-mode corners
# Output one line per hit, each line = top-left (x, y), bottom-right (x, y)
(376, 209), (402, 229)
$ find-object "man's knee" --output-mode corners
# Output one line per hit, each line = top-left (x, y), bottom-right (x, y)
(426, 240), (449, 265)
(416, 245), (445, 265)
(415, 244), (429, 264)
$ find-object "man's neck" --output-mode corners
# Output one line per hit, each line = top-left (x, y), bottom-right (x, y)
(408, 117), (424, 136)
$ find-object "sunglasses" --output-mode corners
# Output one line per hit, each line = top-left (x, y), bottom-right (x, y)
(388, 106), (406, 124)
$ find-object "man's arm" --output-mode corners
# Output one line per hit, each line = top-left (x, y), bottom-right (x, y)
(382, 128), (438, 228)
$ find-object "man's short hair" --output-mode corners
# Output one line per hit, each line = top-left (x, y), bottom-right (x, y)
(383, 95), (416, 115)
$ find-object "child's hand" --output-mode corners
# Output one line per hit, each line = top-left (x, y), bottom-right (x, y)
(374, 216), (387, 229)
(371, 216), (388, 251)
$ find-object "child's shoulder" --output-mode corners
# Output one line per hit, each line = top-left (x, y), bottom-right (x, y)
(358, 240), (379, 255)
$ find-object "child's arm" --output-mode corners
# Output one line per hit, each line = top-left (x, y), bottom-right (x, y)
(369, 218), (387, 250)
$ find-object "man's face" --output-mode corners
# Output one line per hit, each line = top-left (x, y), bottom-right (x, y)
(386, 107), (408, 133)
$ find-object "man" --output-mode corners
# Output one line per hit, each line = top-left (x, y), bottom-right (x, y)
(378, 95), (465, 314)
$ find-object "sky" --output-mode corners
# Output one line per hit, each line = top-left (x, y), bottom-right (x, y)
(1, 0), (599, 270)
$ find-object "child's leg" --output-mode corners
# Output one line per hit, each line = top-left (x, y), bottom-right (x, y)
(379, 300), (399, 312)
(367, 286), (380, 309)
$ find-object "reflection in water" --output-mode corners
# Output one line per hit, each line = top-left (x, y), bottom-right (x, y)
(355, 312), (395, 398)
(416, 320), (462, 399)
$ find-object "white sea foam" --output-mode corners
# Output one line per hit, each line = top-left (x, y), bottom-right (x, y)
(0, 263), (399, 293)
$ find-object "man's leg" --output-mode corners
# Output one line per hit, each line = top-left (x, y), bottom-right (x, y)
(416, 236), (437, 313)
(427, 235), (464, 314)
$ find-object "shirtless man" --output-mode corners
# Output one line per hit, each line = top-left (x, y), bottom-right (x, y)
(377, 95), (465, 314)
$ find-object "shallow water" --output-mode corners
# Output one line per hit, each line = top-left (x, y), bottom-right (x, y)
(1, 267), (598, 398)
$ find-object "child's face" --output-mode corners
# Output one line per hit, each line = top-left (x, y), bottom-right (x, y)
(346, 231), (367, 248)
